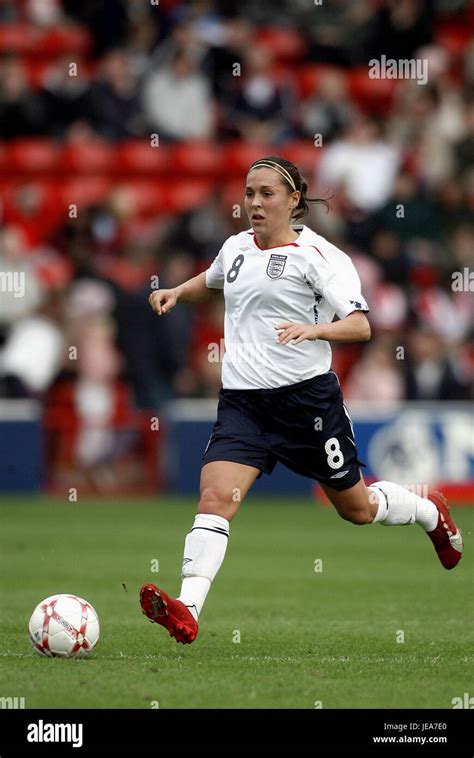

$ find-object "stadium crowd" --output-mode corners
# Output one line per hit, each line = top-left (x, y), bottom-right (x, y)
(0, 0), (472, 439)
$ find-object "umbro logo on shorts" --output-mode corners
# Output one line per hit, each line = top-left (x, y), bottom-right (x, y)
(330, 470), (349, 479)
(266, 254), (287, 279)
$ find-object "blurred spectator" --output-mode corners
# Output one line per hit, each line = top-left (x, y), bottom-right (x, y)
(224, 46), (294, 144)
(0, 226), (63, 397)
(301, 0), (374, 66)
(41, 57), (93, 139)
(415, 284), (473, 344)
(97, 221), (161, 293)
(318, 115), (400, 212)
(115, 253), (197, 409)
(0, 0), (20, 22)
(0, 226), (43, 326)
(447, 223), (474, 268)
(88, 49), (145, 139)
(465, 37), (474, 87)
(66, 303), (125, 471)
(366, 0), (433, 61)
(62, 0), (131, 56)
(26, 0), (63, 27)
(1, 312), (64, 397)
(390, 74), (465, 187)
(375, 170), (440, 243)
(164, 190), (236, 262)
(368, 281), (408, 332)
(46, 279), (145, 492)
(405, 327), (470, 400)
(142, 47), (214, 140)
(370, 229), (409, 286)
(454, 98), (474, 176)
(149, 19), (207, 69)
(344, 336), (404, 402)
(126, 4), (162, 78)
(72, 319), (126, 471)
(201, 17), (252, 99)
(435, 178), (474, 239)
(300, 69), (353, 143)
(0, 58), (46, 139)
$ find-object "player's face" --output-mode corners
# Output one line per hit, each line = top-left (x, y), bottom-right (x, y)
(245, 168), (299, 233)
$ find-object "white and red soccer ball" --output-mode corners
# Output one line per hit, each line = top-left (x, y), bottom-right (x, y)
(28, 594), (100, 658)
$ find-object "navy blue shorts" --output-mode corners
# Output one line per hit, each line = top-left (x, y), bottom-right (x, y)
(201, 371), (364, 491)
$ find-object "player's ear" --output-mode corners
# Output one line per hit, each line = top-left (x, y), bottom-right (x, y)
(290, 191), (300, 209)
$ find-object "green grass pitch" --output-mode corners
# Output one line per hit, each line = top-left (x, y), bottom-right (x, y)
(1, 495), (472, 709)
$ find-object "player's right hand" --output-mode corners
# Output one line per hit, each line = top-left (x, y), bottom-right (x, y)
(148, 288), (178, 315)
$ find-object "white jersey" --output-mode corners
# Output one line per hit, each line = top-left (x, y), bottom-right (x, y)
(205, 224), (369, 390)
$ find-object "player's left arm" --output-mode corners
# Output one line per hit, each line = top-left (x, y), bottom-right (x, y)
(275, 311), (371, 345)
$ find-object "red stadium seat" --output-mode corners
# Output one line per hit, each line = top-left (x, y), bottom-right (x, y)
(0, 142), (8, 173)
(348, 67), (401, 114)
(222, 179), (245, 209)
(59, 176), (113, 210)
(256, 27), (307, 61)
(221, 142), (274, 175)
(281, 140), (322, 177)
(0, 178), (18, 200)
(24, 59), (55, 89)
(296, 65), (347, 99)
(0, 23), (91, 57)
(35, 25), (91, 57)
(1, 179), (66, 244)
(60, 140), (115, 173)
(169, 142), (222, 176)
(111, 180), (165, 215)
(0, 24), (38, 55)
(116, 140), (170, 175)
(5, 139), (61, 174)
(467, 4), (474, 29)
(164, 179), (214, 214)
(434, 24), (472, 58)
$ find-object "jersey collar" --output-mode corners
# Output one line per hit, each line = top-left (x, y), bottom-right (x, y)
(247, 225), (306, 251)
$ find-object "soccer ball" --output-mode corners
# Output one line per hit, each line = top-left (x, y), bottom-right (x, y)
(28, 594), (100, 658)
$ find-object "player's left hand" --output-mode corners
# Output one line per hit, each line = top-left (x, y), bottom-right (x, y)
(274, 322), (319, 345)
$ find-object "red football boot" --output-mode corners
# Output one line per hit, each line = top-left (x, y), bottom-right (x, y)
(426, 491), (463, 570)
(139, 583), (198, 644)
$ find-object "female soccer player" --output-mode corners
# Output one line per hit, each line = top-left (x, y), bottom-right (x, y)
(141, 156), (463, 644)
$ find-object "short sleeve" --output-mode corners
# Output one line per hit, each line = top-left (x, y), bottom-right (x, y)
(306, 248), (369, 320)
(205, 247), (225, 290)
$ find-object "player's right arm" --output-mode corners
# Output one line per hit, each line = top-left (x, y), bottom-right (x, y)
(148, 271), (222, 315)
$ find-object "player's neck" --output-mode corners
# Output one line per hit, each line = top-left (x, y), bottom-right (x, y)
(255, 227), (300, 250)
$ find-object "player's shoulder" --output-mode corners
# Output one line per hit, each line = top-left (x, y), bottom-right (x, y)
(220, 231), (253, 253)
(297, 225), (354, 267)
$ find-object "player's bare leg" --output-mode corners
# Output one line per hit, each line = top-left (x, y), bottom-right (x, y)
(321, 477), (463, 570)
(197, 460), (261, 521)
(140, 461), (260, 643)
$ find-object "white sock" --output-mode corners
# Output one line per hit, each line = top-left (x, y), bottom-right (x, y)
(369, 481), (438, 531)
(177, 513), (229, 620)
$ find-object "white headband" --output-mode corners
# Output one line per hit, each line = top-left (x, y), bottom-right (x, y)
(250, 160), (298, 193)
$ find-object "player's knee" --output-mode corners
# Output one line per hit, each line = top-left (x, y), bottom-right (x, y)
(338, 506), (373, 525)
(198, 486), (238, 521)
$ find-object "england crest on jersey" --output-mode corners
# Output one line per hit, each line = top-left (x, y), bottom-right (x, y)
(266, 254), (287, 279)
